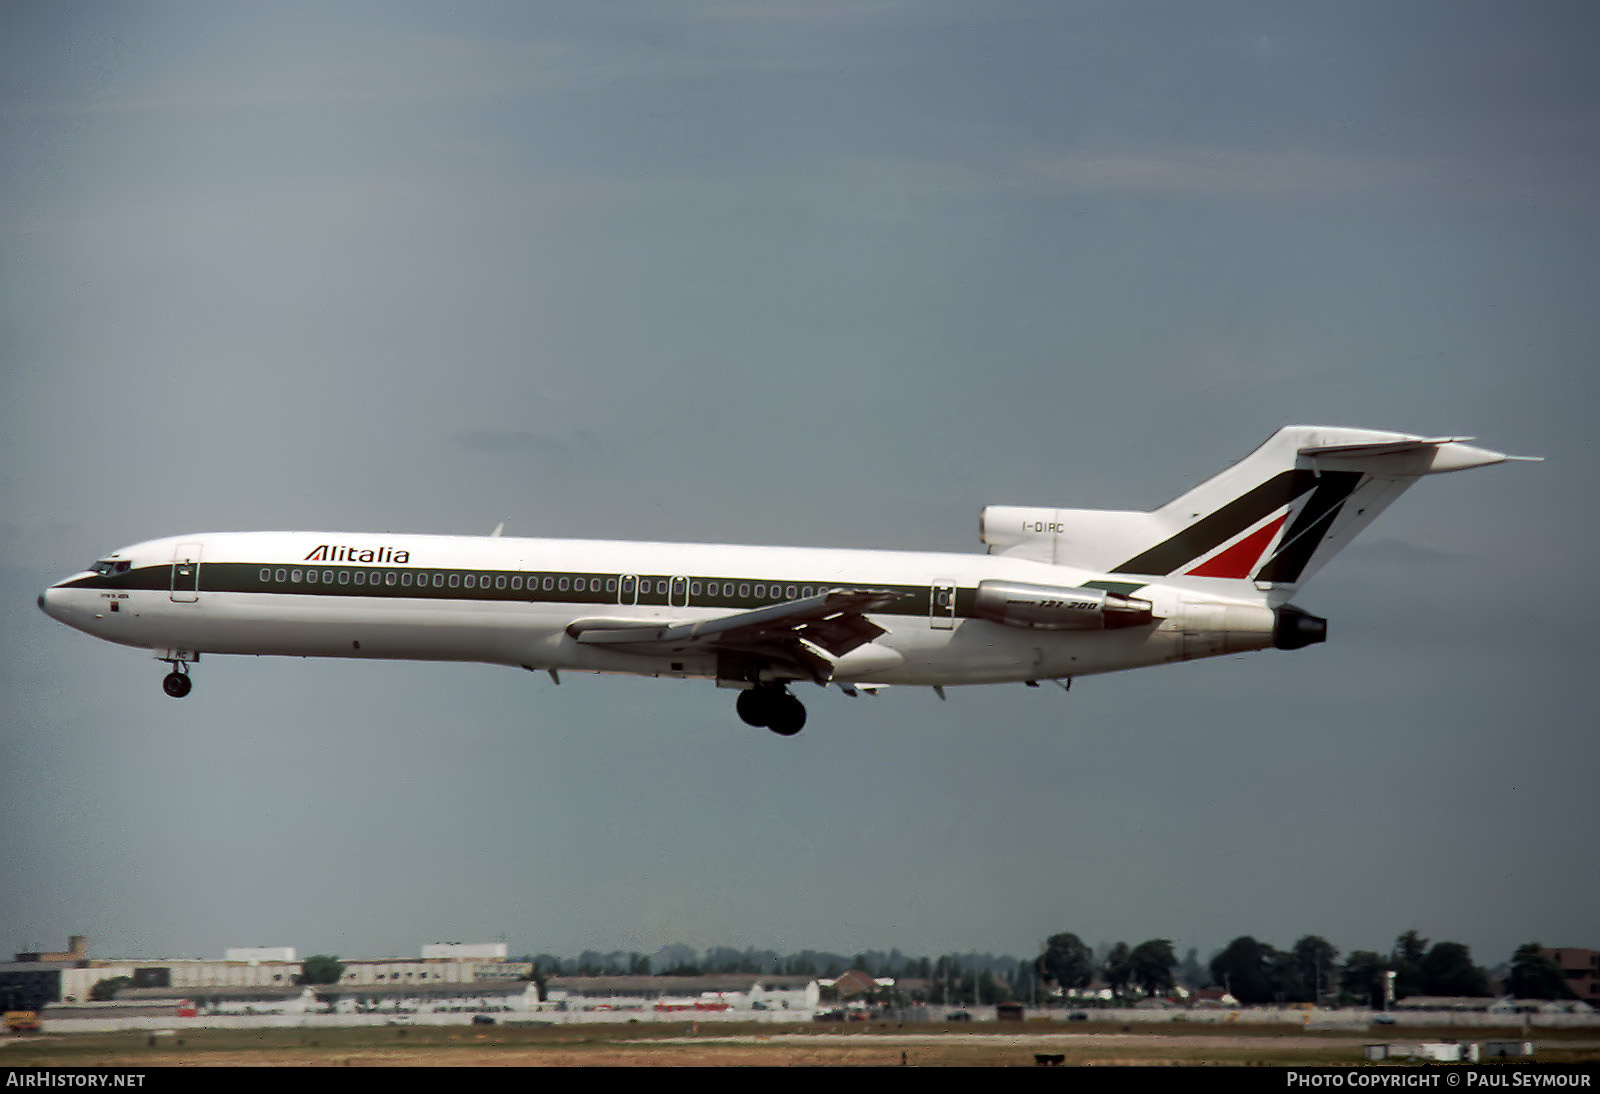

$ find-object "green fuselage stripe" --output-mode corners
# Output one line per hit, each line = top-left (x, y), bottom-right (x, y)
(65, 563), (976, 619)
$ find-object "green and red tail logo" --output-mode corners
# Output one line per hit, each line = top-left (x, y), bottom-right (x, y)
(1111, 470), (1364, 583)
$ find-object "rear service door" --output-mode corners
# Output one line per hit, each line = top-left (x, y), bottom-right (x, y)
(930, 583), (957, 630)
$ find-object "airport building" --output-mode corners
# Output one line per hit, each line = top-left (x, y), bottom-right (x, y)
(4, 936), (823, 1026)
(544, 974), (819, 1015)
(420, 942), (508, 961)
(1543, 948), (1600, 1007)
(2, 937), (531, 1009)
(223, 946), (297, 963)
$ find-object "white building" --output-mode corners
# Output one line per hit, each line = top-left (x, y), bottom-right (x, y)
(420, 943), (508, 961)
(224, 947), (297, 964)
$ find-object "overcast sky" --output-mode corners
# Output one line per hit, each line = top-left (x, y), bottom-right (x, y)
(3, 2), (1596, 972)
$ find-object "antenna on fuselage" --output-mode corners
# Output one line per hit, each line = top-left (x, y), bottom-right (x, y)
(490, 521), (505, 538)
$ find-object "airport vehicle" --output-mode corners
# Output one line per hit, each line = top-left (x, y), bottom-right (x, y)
(38, 426), (1529, 734)
(3, 1011), (41, 1033)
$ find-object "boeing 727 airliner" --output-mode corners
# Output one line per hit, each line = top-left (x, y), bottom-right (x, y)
(38, 426), (1531, 734)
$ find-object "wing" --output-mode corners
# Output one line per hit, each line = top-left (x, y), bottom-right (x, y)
(566, 588), (906, 684)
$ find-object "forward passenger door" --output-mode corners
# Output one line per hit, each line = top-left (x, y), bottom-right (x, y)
(170, 543), (203, 603)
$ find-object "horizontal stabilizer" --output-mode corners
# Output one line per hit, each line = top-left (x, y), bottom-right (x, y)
(1300, 436), (1538, 475)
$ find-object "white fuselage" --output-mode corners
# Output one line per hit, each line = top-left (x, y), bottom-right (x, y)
(41, 427), (1521, 722)
(39, 530), (1276, 688)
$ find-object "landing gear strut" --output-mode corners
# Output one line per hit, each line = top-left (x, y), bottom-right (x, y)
(736, 684), (806, 736)
(161, 663), (193, 698)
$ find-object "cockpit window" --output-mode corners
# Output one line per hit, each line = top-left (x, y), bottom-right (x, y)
(89, 560), (130, 575)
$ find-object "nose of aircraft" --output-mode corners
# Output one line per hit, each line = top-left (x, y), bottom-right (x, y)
(38, 583), (65, 622)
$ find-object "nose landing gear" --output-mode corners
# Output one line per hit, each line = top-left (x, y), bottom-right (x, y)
(160, 658), (193, 698)
(735, 684), (807, 736)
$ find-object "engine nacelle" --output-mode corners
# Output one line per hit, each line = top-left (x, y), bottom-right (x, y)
(978, 505), (1165, 568)
(974, 580), (1154, 631)
(979, 506), (1069, 552)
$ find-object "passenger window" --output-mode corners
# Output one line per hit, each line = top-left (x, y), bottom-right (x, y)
(291, 569), (302, 582)
(386, 572), (397, 586)
(354, 572), (365, 585)
(339, 571), (349, 584)
(496, 575), (506, 590)
(465, 575), (476, 588)
(448, 575), (460, 588)
(511, 576), (522, 590)
(260, 569), (271, 582)
(276, 568), (288, 582)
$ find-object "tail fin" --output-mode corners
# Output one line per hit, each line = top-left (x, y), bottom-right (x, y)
(981, 426), (1533, 597)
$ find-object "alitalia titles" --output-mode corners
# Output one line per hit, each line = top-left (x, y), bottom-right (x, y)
(304, 545), (411, 564)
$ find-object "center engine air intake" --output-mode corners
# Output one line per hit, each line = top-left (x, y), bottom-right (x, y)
(974, 580), (1154, 631)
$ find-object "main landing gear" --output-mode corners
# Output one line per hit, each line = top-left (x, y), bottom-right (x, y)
(736, 684), (807, 736)
(161, 662), (193, 698)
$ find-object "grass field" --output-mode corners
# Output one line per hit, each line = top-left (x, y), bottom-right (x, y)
(6, 1022), (1600, 1067)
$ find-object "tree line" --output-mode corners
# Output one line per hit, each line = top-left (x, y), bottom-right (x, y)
(1037, 930), (1577, 1006)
